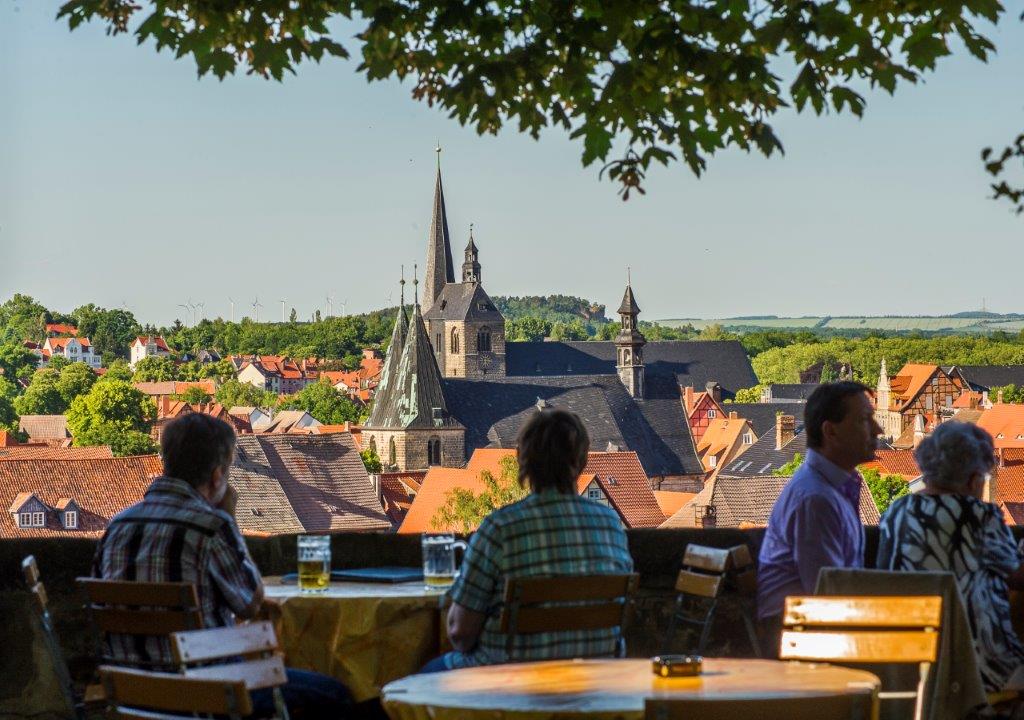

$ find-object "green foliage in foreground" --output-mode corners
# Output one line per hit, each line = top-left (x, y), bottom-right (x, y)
(58, 0), (1002, 199)
(360, 447), (382, 474)
(432, 455), (526, 533)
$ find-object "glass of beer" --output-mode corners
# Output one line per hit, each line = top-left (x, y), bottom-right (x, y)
(297, 535), (331, 593)
(421, 534), (467, 590)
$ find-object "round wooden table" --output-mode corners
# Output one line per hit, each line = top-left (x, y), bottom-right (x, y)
(381, 658), (880, 720)
(264, 579), (446, 702)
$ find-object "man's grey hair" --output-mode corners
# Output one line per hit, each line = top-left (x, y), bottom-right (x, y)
(914, 421), (995, 490)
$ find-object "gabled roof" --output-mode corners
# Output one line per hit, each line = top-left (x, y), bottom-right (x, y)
(134, 336), (170, 351)
(46, 337), (90, 351)
(423, 282), (503, 323)
(977, 405), (1024, 449)
(1000, 501), (1024, 526)
(262, 410), (320, 434)
(721, 403), (803, 437)
(46, 323), (78, 336)
(765, 384), (819, 401)
(366, 304), (410, 428)
(861, 449), (920, 478)
(889, 363), (941, 409)
(582, 451), (664, 528)
(379, 471), (427, 525)
(697, 416), (755, 469)
(18, 415), (69, 441)
(0, 456), (162, 537)
(718, 418), (806, 478)
(504, 340), (757, 399)
(365, 304), (462, 431)
(653, 490), (696, 518)
(230, 434), (390, 534)
(956, 366), (1024, 392)
(135, 380), (217, 397)
(0, 445), (113, 460)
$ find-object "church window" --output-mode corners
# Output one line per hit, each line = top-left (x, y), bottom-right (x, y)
(450, 329), (460, 354)
(435, 334), (442, 353)
(478, 327), (491, 352)
(368, 437), (377, 456)
(388, 438), (396, 467)
(427, 437), (442, 466)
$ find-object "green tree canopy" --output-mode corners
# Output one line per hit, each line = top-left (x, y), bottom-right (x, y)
(55, 361), (98, 406)
(176, 386), (212, 405)
(215, 379), (277, 410)
(0, 342), (39, 382)
(772, 452), (805, 477)
(731, 386), (765, 404)
(432, 456), (527, 532)
(860, 467), (910, 514)
(360, 447), (383, 474)
(103, 359), (134, 382)
(0, 294), (48, 344)
(0, 377), (19, 432)
(14, 370), (66, 416)
(59, 0), (1002, 198)
(66, 379), (156, 456)
(278, 382), (361, 425)
(132, 355), (180, 382)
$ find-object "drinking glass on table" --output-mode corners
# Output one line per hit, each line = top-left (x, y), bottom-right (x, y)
(297, 535), (331, 593)
(421, 534), (467, 590)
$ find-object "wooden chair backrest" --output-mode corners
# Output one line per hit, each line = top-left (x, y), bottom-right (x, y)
(23, 555), (50, 617)
(682, 545), (731, 573)
(169, 622), (287, 692)
(646, 694), (867, 720)
(780, 595), (941, 664)
(499, 573), (638, 635)
(78, 579), (202, 636)
(674, 570), (723, 598)
(100, 666), (252, 718)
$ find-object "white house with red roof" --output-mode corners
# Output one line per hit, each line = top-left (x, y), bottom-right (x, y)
(41, 336), (101, 368)
(130, 335), (171, 368)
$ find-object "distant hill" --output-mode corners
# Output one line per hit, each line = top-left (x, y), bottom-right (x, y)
(659, 313), (1024, 335)
(493, 295), (608, 325)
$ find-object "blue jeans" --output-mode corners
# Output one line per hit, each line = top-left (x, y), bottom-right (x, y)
(419, 653), (454, 673)
(250, 668), (352, 719)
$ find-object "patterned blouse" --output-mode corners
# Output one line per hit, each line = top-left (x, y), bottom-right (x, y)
(877, 493), (1024, 691)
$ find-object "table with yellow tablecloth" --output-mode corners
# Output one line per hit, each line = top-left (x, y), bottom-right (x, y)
(264, 579), (445, 702)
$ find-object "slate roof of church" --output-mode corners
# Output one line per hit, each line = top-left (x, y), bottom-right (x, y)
(443, 373), (703, 477)
(504, 340), (757, 399)
(366, 302), (409, 428)
(366, 303), (463, 431)
(766, 383), (819, 401)
(423, 282), (503, 323)
(956, 365), (1024, 392)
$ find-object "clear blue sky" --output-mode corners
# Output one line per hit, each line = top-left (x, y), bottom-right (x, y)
(3, 2), (1023, 327)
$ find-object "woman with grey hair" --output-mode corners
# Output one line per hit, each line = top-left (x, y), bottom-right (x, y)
(877, 421), (1024, 692)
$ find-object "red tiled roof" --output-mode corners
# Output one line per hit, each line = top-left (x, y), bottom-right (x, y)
(889, 364), (940, 409)
(978, 405), (1024, 449)
(46, 323), (78, 336)
(653, 490), (696, 518)
(993, 449), (1024, 503)
(134, 336), (170, 352)
(0, 446), (113, 460)
(0, 456), (163, 538)
(860, 449), (920, 478)
(0, 431), (19, 447)
(582, 451), (665, 528)
(135, 380), (216, 397)
(46, 337), (91, 351)
(1001, 501), (1024, 526)
(379, 471), (428, 525)
(18, 415), (69, 441)
(953, 392), (984, 409)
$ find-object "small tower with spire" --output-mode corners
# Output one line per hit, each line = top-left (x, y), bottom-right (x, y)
(615, 272), (646, 398)
(462, 225), (481, 284)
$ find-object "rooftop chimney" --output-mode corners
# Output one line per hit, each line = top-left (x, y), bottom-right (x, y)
(729, 411), (738, 420)
(998, 389), (1005, 404)
(683, 386), (694, 413)
(776, 415), (796, 450)
(998, 447), (1006, 469)
(706, 381), (721, 404)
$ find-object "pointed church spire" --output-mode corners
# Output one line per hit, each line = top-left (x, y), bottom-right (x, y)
(615, 278), (646, 399)
(462, 224), (481, 284)
(366, 271), (411, 429)
(424, 150), (454, 312)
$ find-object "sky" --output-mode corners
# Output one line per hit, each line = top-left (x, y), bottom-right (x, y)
(2, 2), (1024, 327)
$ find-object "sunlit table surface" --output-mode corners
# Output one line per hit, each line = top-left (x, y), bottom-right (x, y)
(263, 577), (447, 702)
(381, 657), (881, 720)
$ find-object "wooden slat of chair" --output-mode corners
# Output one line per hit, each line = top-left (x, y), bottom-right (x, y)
(79, 579), (199, 609)
(682, 545), (731, 573)
(511, 603), (627, 634)
(780, 630), (939, 663)
(109, 709), (199, 720)
(100, 666), (253, 718)
(674, 569), (723, 598)
(22, 555), (41, 586)
(183, 655), (287, 690)
(171, 621), (278, 663)
(784, 596), (942, 628)
(727, 544), (753, 569)
(505, 574), (637, 605)
(645, 694), (870, 720)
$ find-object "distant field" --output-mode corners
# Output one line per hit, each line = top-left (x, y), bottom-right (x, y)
(659, 316), (1020, 334)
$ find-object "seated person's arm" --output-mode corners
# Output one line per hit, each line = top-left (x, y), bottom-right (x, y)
(792, 495), (849, 593)
(209, 517), (265, 619)
(447, 602), (487, 653)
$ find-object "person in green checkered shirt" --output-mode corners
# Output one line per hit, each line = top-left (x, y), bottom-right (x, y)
(421, 409), (634, 672)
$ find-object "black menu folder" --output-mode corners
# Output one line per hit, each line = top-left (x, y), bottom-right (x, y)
(280, 566), (424, 584)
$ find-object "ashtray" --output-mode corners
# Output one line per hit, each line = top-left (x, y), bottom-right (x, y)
(651, 654), (703, 677)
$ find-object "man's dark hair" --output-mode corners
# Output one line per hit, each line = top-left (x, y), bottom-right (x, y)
(160, 413), (237, 488)
(516, 409), (590, 494)
(804, 381), (872, 449)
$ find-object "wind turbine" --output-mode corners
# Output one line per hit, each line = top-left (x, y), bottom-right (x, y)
(340, 298), (348, 316)
(253, 297), (263, 323)
(228, 297), (235, 323)
(325, 294), (334, 318)
(280, 299), (287, 323)
(194, 302), (205, 323)
(177, 302), (191, 326)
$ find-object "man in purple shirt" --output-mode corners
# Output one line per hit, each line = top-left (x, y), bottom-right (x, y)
(757, 381), (883, 654)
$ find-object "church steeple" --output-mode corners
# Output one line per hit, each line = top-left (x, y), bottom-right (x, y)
(462, 224), (481, 284)
(365, 271), (410, 429)
(615, 274), (646, 398)
(424, 147), (454, 312)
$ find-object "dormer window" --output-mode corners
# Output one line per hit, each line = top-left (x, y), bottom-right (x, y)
(743, 432), (754, 445)
(32, 512), (44, 526)
(64, 511), (77, 529)
(18, 512), (31, 527)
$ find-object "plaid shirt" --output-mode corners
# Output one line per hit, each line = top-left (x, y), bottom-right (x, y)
(92, 476), (263, 667)
(447, 490), (633, 668)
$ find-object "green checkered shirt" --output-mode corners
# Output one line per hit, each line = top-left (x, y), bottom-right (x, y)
(447, 490), (633, 668)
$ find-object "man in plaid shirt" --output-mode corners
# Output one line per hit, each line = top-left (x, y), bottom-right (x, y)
(94, 413), (351, 718)
(422, 409), (634, 671)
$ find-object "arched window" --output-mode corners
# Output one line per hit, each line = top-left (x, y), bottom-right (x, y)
(478, 326), (491, 352)
(388, 437), (396, 467)
(427, 437), (442, 466)
(450, 329), (460, 354)
(368, 437), (377, 456)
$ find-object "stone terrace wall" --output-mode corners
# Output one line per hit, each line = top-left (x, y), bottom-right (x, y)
(0, 528), (893, 719)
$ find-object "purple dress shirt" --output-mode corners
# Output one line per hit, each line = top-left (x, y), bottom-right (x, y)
(757, 448), (865, 619)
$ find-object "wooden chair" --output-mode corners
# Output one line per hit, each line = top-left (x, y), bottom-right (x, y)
(100, 666), (255, 720)
(780, 595), (942, 720)
(22, 556), (85, 720)
(664, 544), (760, 656)
(499, 573), (638, 661)
(171, 621), (289, 719)
(645, 695), (869, 720)
(77, 577), (202, 669)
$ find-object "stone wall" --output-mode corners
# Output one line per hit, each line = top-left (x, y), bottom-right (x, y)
(0, 527), (911, 719)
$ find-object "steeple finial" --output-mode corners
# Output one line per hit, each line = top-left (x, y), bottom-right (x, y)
(413, 263), (419, 306)
(435, 142), (441, 169)
(627, 266), (632, 286)
(400, 265), (406, 307)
